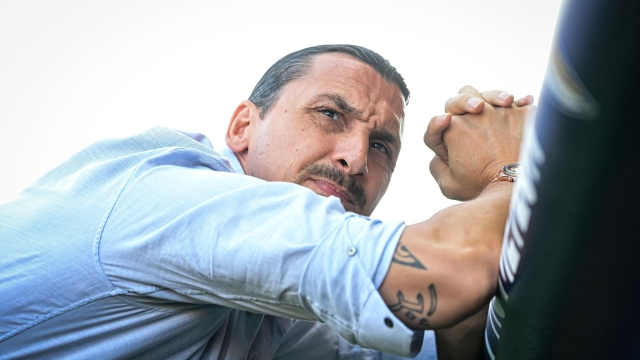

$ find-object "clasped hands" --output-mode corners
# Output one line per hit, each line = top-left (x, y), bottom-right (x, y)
(425, 86), (536, 200)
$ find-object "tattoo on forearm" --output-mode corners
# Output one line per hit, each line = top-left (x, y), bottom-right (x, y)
(392, 243), (426, 269)
(389, 284), (438, 326)
(427, 283), (437, 316)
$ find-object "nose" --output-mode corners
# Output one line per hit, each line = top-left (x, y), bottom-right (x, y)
(332, 134), (369, 176)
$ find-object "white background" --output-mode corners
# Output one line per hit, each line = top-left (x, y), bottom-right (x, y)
(0, 0), (563, 224)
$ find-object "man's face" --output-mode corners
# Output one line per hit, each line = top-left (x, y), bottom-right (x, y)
(240, 53), (405, 216)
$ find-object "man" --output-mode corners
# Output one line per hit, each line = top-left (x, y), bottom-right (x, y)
(0, 44), (533, 359)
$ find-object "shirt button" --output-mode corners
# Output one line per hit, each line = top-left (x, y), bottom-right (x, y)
(384, 317), (394, 328)
(347, 246), (357, 256)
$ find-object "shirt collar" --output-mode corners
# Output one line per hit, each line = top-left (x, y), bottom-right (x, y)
(217, 145), (245, 175)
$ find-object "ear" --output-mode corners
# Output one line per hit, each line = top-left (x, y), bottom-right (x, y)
(225, 100), (258, 153)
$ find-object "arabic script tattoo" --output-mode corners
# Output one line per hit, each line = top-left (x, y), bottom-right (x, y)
(389, 283), (438, 325)
(389, 291), (424, 320)
(427, 283), (437, 316)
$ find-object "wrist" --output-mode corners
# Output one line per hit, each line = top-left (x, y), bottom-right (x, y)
(489, 162), (520, 183)
(476, 178), (514, 201)
(477, 162), (519, 198)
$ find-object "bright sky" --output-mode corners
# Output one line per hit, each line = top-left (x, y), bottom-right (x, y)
(0, 0), (563, 224)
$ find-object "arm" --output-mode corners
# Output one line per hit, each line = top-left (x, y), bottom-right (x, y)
(435, 304), (489, 360)
(379, 181), (510, 329)
(380, 86), (535, 356)
(430, 87), (534, 360)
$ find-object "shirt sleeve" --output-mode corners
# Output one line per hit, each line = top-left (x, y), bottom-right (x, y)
(272, 321), (438, 360)
(98, 148), (420, 357)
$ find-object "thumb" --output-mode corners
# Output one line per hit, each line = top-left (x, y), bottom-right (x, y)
(424, 113), (451, 161)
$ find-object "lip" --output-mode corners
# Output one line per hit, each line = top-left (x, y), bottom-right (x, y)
(311, 178), (355, 205)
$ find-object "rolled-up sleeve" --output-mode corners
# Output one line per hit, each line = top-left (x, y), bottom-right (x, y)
(299, 213), (421, 357)
(98, 147), (421, 357)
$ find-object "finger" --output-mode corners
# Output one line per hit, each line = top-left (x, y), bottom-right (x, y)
(429, 159), (471, 201)
(458, 85), (482, 97)
(514, 94), (535, 107)
(429, 155), (449, 182)
(424, 113), (451, 160)
(444, 94), (485, 114)
(480, 90), (515, 107)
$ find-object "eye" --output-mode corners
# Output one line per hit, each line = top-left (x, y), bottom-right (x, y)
(319, 108), (340, 121)
(370, 142), (390, 157)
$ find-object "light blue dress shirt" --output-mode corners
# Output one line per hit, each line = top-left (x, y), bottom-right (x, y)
(0, 127), (436, 359)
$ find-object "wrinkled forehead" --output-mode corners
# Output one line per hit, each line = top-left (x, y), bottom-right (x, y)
(304, 53), (406, 133)
(307, 53), (407, 107)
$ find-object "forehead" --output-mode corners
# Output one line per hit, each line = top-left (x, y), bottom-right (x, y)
(286, 53), (406, 134)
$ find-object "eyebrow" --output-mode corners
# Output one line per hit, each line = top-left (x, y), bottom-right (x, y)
(312, 92), (401, 151)
(312, 92), (362, 117)
(373, 128), (401, 152)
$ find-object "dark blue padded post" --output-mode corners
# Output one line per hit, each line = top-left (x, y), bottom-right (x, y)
(484, 0), (640, 358)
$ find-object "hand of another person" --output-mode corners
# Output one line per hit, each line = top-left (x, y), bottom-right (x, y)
(425, 86), (535, 200)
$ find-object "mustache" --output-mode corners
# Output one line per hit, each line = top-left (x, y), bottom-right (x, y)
(295, 163), (367, 210)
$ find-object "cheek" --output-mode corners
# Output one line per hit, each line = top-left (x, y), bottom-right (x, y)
(366, 170), (393, 207)
(251, 117), (337, 181)
(273, 140), (329, 182)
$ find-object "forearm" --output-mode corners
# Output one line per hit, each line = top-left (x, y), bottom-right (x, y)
(378, 182), (511, 330)
(435, 304), (489, 360)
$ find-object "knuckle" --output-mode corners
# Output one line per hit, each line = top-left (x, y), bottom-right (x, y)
(444, 97), (457, 110)
(423, 131), (432, 144)
(446, 94), (471, 113)
(429, 156), (438, 169)
(429, 157), (443, 178)
(441, 185), (459, 201)
(456, 93), (470, 103)
(458, 85), (474, 93)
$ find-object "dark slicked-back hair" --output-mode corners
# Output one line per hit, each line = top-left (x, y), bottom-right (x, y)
(248, 44), (410, 118)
